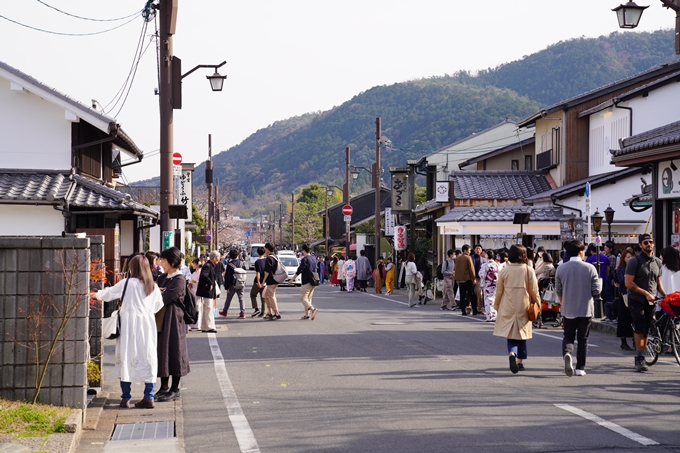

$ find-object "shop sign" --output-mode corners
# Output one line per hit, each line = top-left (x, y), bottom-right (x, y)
(435, 182), (449, 202)
(658, 161), (680, 200)
(391, 171), (410, 212)
(384, 208), (394, 236)
(394, 225), (407, 251)
(179, 170), (193, 221)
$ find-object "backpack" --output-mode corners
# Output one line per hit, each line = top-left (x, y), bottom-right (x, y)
(182, 281), (199, 325)
(660, 292), (680, 317)
(271, 256), (288, 283)
(230, 262), (247, 290)
(436, 263), (444, 280)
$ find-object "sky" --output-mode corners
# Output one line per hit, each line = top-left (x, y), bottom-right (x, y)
(0, 1), (675, 183)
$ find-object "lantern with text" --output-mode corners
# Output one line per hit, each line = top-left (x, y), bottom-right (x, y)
(395, 226), (407, 251)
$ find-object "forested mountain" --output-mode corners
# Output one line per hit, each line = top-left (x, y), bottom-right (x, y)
(134, 30), (678, 217)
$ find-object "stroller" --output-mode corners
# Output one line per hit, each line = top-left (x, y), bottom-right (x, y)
(533, 276), (562, 329)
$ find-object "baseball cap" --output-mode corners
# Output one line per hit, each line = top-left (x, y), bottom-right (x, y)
(638, 233), (653, 244)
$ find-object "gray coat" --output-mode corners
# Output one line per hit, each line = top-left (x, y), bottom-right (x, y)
(356, 255), (373, 281)
(155, 272), (191, 377)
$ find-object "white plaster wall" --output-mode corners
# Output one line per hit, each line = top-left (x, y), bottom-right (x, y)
(426, 123), (534, 180)
(588, 108), (629, 176)
(534, 114), (566, 186)
(630, 83), (680, 135)
(0, 205), (64, 235)
(558, 174), (649, 235)
(0, 77), (71, 170)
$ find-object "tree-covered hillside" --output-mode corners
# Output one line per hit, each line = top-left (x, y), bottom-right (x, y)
(133, 30), (679, 217)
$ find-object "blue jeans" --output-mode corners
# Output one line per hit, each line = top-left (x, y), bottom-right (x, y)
(121, 381), (155, 401)
(507, 339), (527, 360)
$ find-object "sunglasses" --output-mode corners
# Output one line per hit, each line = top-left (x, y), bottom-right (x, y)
(642, 240), (654, 245)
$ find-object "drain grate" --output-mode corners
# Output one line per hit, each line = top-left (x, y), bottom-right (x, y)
(111, 421), (174, 441)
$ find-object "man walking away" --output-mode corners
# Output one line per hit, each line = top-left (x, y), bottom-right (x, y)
(440, 249), (456, 311)
(196, 251), (220, 333)
(356, 249), (373, 292)
(625, 234), (666, 372)
(455, 245), (478, 315)
(319, 255), (326, 284)
(260, 242), (282, 320)
(250, 246), (266, 317)
(556, 239), (601, 377)
(289, 244), (319, 320)
(220, 249), (247, 319)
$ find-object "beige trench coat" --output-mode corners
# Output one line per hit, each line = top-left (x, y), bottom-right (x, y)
(493, 263), (540, 340)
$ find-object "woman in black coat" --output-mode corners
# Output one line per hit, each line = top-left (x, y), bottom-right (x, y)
(155, 247), (191, 402)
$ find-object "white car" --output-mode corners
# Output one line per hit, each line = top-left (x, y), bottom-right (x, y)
(277, 255), (301, 286)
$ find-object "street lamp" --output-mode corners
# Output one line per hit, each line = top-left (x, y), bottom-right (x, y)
(612, 2), (649, 28)
(604, 205), (616, 242)
(350, 165), (372, 180)
(592, 209), (605, 318)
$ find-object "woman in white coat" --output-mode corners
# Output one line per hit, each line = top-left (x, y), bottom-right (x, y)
(92, 255), (164, 408)
(493, 245), (540, 374)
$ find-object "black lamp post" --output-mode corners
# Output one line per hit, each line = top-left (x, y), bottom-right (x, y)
(604, 205), (616, 242)
(612, 2), (649, 28)
(592, 209), (605, 318)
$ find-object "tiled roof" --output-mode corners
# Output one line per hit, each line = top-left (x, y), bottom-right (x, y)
(452, 170), (552, 200)
(414, 199), (442, 214)
(611, 120), (680, 157)
(0, 171), (158, 218)
(437, 206), (563, 223)
(523, 167), (642, 202)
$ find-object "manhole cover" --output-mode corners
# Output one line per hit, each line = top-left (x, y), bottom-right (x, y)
(371, 322), (407, 325)
(111, 421), (174, 441)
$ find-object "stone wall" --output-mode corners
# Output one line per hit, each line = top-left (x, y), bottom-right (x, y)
(0, 236), (89, 411)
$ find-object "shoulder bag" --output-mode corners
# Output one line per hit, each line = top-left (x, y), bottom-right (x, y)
(103, 278), (130, 340)
(525, 266), (540, 322)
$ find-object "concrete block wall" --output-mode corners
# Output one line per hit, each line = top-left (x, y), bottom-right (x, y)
(0, 237), (89, 411)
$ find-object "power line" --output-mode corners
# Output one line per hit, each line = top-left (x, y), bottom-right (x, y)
(35, 0), (143, 22)
(0, 13), (139, 36)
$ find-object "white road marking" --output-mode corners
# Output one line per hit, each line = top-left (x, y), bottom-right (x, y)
(533, 331), (598, 347)
(367, 293), (408, 306)
(208, 333), (260, 453)
(555, 404), (658, 446)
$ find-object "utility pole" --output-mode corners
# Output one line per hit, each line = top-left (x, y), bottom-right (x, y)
(291, 192), (295, 251)
(214, 177), (219, 251)
(374, 117), (381, 266)
(206, 134), (213, 252)
(345, 146), (351, 254)
(158, 0), (177, 250)
(279, 203), (283, 246)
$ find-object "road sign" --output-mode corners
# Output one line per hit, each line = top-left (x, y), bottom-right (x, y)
(172, 152), (182, 165)
(173, 165), (182, 176)
(344, 215), (352, 222)
(342, 205), (353, 216)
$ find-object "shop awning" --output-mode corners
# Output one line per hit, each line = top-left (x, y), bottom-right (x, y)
(437, 206), (562, 236)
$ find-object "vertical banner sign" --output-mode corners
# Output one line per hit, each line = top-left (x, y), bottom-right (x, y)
(163, 231), (174, 250)
(391, 171), (410, 212)
(395, 225), (407, 251)
(658, 160), (680, 199)
(585, 182), (591, 244)
(384, 208), (394, 236)
(435, 182), (449, 202)
(179, 170), (193, 221)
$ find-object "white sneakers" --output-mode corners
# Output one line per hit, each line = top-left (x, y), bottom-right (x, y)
(564, 353), (574, 377)
(574, 369), (586, 376)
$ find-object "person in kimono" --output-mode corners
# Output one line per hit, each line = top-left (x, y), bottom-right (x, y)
(356, 249), (373, 292)
(478, 250), (500, 322)
(343, 255), (357, 292)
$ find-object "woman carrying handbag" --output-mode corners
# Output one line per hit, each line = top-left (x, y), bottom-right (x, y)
(493, 244), (541, 374)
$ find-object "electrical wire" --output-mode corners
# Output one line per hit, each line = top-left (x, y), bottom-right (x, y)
(110, 30), (155, 118)
(0, 13), (139, 36)
(36, 0), (143, 22)
(102, 20), (147, 112)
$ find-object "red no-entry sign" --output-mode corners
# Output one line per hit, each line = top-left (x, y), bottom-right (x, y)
(342, 205), (353, 216)
(172, 152), (182, 165)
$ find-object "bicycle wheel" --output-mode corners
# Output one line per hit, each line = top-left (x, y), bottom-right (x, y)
(645, 327), (661, 366)
(671, 319), (680, 366)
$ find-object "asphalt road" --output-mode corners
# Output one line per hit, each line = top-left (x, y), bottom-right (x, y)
(180, 272), (680, 453)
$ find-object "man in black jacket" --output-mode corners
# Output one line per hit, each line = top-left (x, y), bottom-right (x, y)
(196, 250), (219, 333)
(259, 242), (282, 320)
(289, 244), (319, 320)
(220, 249), (247, 319)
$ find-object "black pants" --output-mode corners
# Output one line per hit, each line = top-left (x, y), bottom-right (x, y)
(457, 281), (477, 315)
(250, 284), (265, 311)
(563, 317), (591, 370)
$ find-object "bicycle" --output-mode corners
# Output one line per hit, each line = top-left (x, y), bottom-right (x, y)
(644, 306), (680, 367)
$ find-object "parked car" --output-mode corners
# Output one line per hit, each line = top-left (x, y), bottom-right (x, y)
(277, 255), (301, 286)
